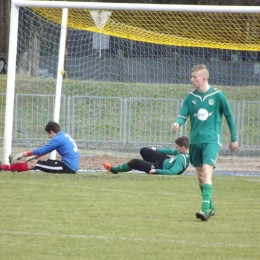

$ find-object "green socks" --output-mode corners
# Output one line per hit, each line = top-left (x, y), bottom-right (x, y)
(112, 163), (131, 173)
(200, 184), (214, 213)
(209, 193), (215, 211)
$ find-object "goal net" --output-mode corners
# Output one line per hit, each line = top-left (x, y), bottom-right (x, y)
(3, 1), (260, 173)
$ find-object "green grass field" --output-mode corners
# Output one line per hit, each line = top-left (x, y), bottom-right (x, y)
(1, 171), (260, 260)
(1, 74), (260, 99)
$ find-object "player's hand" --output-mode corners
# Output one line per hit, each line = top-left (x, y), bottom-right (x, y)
(11, 152), (28, 164)
(171, 122), (179, 132)
(149, 169), (156, 174)
(24, 155), (39, 162)
(229, 141), (239, 153)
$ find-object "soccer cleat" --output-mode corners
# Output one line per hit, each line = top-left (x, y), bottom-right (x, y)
(103, 162), (118, 174)
(196, 211), (208, 221)
(8, 155), (13, 164)
(103, 162), (112, 172)
(196, 211), (212, 221)
(209, 208), (216, 216)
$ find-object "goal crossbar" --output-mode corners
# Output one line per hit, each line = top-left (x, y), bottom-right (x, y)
(12, 0), (260, 13)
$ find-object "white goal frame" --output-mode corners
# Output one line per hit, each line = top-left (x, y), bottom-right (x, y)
(3, 0), (260, 164)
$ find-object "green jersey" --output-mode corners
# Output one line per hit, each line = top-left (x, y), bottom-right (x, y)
(155, 148), (189, 175)
(176, 86), (237, 145)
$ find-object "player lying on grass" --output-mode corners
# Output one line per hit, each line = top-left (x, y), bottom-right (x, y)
(1, 121), (80, 174)
(103, 136), (189, 175)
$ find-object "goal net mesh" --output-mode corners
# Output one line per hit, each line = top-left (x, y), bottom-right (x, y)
(5, 6), (260, 173)
(32, 8), (260, 51)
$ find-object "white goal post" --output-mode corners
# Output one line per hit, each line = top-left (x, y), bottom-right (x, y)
(11, 1), (260, 12)
(3, 0), (260, 170)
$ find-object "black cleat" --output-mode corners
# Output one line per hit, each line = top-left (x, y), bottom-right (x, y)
(210, 208), (216, 216)
(196, 211), (212, 221)
(8, 155), (13, 164)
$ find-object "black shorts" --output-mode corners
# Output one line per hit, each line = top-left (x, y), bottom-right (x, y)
(35, 159), (76, 174)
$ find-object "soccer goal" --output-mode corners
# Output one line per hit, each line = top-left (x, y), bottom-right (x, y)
(3, 0), (260, 173)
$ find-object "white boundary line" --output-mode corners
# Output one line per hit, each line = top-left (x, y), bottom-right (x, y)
(0, 180), (200, 197)
(245, 179), (260, 182)
(0, 230), (254, 248)
(1, 180), (259, 201)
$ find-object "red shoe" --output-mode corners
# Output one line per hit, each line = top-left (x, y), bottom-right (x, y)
(103, 162), (112, 172)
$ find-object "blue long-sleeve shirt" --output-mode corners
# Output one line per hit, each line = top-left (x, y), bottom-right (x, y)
(32, 131), (80, 172)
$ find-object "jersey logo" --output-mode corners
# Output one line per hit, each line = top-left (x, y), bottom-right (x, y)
(194, 108), (212, 121)
(209, 99), (214, 105)
(192, 100), (196, 105)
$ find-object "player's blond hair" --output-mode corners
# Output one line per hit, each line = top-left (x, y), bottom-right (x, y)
(191, 64), (209, 79)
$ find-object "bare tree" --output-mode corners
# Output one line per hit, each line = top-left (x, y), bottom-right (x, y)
(17, 8), (47, 76)
(0, 0), (11, 60)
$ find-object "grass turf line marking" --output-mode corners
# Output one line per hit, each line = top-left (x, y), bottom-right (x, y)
(245, 179), (260, 182)
(0, 180), (200, 197)
(1, 181), (259, 201)
(0, 230), (255, 248)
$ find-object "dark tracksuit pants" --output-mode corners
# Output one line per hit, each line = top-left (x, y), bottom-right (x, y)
(127, 147), (169, 173)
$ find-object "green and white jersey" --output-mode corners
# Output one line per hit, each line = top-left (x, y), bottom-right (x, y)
(176, 86), (237, 145)
(156, 148), (189, 175)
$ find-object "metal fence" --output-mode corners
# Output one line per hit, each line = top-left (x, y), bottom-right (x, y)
(0, 94), (260, 156)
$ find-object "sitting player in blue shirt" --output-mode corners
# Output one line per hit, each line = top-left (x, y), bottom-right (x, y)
(2, 121), (80, 174)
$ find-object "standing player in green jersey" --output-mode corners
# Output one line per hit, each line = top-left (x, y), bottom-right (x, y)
(172, 64), (239, 221)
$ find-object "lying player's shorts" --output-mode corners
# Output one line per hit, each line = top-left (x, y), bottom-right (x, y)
(189, 143), (220, 168)
(35, 159), (76, 174)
